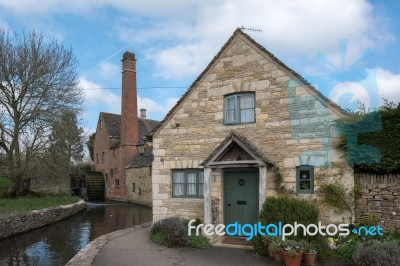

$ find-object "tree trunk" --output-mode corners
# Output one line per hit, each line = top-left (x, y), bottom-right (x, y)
(6, 177), (21, 198)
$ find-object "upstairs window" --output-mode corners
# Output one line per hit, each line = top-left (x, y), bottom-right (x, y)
(115, 179), (120, 187)
(296, 165), (314, 194)
(172, 170), (204, 198)
(224, 93), (255, 125)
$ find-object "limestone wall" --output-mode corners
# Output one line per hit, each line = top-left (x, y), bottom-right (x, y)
(0, 199), (86, 239)
(126, 166), (152, 206)
(356, 173), (400, 231)
(152, 33), (353, 223)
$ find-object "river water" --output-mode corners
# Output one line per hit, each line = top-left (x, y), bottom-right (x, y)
(0, 201), (152, 266)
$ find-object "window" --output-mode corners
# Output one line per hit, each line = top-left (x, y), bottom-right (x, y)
(224, 93), (255, 124)
(172, 170), (204, 198)
(110, 169), (114, 177)
(113, 149), (116, 158)
(138, 188), (142, 195)
(96, 154), (99, 163)
(296, 166), (314, 194)
(102, 152), (105, 163)
(115, 179), (120, 187)
(133, 183), (136, 192)
(100, 119), (103, 129)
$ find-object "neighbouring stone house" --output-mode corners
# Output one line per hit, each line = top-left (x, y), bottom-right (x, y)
(93, 52), (158, 205)
(147, 28), (354, 225)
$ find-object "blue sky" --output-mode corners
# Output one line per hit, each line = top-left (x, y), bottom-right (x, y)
(0, 0), (399, 133)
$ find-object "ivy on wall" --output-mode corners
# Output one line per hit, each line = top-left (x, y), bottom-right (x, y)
(337, 101), (400, 173)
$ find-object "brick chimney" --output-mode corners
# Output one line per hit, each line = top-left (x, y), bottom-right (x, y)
(140, 108), (146, 119)
(120, 51), (138, 153)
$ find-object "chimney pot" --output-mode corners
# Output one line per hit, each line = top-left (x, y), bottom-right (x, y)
(140, 109), (146, 119)
(122, 51), (136, 62)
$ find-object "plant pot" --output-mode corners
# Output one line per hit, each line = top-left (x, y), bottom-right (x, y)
(274, 248), (284, 263)
(282, 250), (303, 266)
(303, 252), (317, 266)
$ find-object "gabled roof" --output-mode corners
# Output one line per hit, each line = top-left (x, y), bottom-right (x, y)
(100, 112), (121, 138)
(201, 132), (275, 167)
(99, 112), (159, 140)
(147, 28), (348, 139)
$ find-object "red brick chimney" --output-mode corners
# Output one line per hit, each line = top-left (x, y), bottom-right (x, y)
(120, 51), (139, 175)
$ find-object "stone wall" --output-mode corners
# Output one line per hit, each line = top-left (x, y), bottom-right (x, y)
(126, 166), (152, 206)
(356, 173), (400, 231)
(30, 175), (70, 193)
(0, 199), (86, 239)
(152, 32), (353, 223)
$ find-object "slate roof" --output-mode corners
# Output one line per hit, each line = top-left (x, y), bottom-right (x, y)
(99, 112), (159, 168)
(146, 28), (349, 139)
(127, 146), (153, 168)
(100, 112), (159, 140)
(201, 132), (275, 167)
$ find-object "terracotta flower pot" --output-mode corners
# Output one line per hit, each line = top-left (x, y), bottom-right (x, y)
(303, 252), (317, 266)
(274, 248), (284, 263)
(282, 250), (303, 266)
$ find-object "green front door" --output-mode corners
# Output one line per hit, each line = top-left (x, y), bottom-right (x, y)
(224, 170), (259, 227)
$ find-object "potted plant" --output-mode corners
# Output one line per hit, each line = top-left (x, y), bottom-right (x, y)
(268, 240), (283, 263)
(302, 241), (317, 266)
(262, 235), (273, 256)
(281, 240), (303, 266)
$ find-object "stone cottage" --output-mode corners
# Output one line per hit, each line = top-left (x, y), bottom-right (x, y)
(147, 28), (354, 225)
(93, 52), (158, 205)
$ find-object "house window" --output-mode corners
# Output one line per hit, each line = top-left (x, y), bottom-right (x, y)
(138, 188), (141, 195)
(113, 149), (116, 158)
(224, 93), (255, 124)
(100, 119), (103, 129)
(110, 169), (113, 177)
(172, 169), (204, 198)
(102, 152), (105, 163)
(96, 154), (99, 163)
(133, 183), (136, 192)
(296, 166), (314, 194)
(115, 179), (120, 187)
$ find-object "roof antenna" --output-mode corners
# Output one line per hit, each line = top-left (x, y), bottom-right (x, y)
(240, 25), (262, 33)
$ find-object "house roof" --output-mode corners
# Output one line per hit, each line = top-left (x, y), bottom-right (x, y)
(127, 146), (153, 168)
(99, 112), (159, 140)
(146, 28), (349, 139)
(100, 112), (121, 138)
(201, 132), (275, 167)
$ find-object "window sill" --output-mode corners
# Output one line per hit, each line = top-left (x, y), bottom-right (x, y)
(296, 193), (317, 199)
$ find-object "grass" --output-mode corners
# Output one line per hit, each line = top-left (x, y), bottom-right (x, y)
(0, 177), (11, 199)
(0, 177), (79, 216)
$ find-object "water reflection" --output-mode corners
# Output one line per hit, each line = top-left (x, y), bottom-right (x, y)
(0, 201), (152, 266)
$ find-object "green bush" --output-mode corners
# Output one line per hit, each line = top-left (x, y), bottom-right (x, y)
(151, 217), (211, 249)
(188, 235), (211, 249)
(353, 240), (400, 266)
(151, 217), (188, 247)
(252, 197), (319, 254)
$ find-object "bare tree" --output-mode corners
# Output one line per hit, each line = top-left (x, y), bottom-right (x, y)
(0, 29), (83, 197)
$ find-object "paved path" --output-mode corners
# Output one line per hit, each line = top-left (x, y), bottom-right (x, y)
(67, 222), (355, 266)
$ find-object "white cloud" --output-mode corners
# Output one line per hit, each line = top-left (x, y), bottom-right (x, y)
(80, 77), (121, 114)
(97, 61), (119, 80)
(81, 77), (178, 119)
(329, 68), (400, 109)
(0, 0), (393, 80)
(374, 68), (400, 105)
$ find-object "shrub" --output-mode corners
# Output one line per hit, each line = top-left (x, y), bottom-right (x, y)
(188, 235), (211, 249)
(151, 217), (188, 247)
(252, 196), (319, 254)
(353, 240), (400, 266)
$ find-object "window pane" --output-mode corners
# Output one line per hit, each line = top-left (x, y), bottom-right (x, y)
(187, 173), (197, 195)
(299, 181), (311, 191)
(174, 184), (185, 196)
(240, 95), (254, 109)
(173, 172), (185, 183)
(240, 109), (254, 123)
(226, 110), (235, 123)
(199, 172), (204, 196)
(173, 172), (185, 196)
(299, 170), (310, 180)
(227, 96), (236, 109)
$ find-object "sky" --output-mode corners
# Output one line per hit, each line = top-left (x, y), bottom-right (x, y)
(0, 0), (399, 133)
